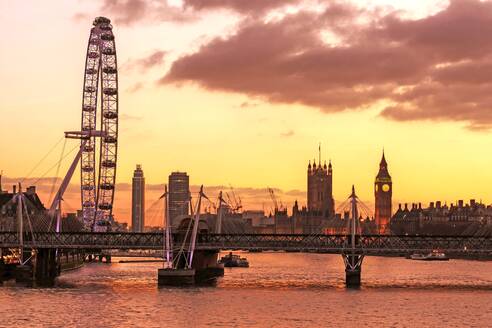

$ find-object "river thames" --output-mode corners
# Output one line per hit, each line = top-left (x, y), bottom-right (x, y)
(1, 252), (491, 327)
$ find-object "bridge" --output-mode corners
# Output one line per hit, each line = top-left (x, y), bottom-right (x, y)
(2, 232), (491, 255)
(2, 231), (491, 287)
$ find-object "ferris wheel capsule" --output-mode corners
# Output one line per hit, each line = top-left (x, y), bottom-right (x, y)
(102, 48), (115, 55)
(101, 33), (114, 41)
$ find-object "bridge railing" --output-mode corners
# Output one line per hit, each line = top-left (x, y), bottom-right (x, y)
(197, 234), (349, 252)
(0, 232), (165, 249)
(0, 232), (491, 254)
(197, 234), (492, 254)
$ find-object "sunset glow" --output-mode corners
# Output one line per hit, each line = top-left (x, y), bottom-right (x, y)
(2, 0), (492, 225)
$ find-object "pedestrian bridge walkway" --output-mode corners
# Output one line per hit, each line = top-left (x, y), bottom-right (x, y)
(1, 232), (491, 257)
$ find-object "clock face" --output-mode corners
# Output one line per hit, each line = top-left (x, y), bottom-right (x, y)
(382, 184), (390, 192)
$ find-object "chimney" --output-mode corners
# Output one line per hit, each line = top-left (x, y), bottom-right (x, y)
(418, 202), (422, 209)
(436, 201), (441, 209)
(458, 200), (464, 208)
(470, 199), (476, 207)
(398, 204), (402, 210)
(430, 202), (435, 208)
(13, 185), (16, 194)
(404, 203), (408, 210)
(27, 186), (36, 195)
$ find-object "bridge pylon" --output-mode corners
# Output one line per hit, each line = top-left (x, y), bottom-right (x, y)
(342, 185), (365, 287)
(158, 185), (224, 286)
(343, 252), (364, 287)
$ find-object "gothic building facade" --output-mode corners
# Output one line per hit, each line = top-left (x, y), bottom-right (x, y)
(374, 152), (392, 234)
(307, 154), (334, 218)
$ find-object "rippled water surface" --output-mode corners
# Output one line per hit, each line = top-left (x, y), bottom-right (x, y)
(1, 253), (491, 327)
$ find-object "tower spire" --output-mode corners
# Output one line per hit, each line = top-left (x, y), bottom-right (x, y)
(380, 149), (387, 167)
(318, 142), (321, 166)
(375, 148), (392, 234)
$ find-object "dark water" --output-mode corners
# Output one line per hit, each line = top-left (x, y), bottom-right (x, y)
(1, 253), (491, 327)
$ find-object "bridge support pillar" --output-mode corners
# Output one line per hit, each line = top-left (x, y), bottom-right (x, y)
(0, 257), (5, 284)
(34, 248), (59, 287)
(158, 250), (224, 286)
(193, 250), (224, 282)
(343, 254), (364, 288)
(15, 248), (35, 286)
(15, 264), (33, 286)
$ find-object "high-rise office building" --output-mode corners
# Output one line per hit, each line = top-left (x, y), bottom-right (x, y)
(131, 164), (145, 232)
(168, 172), (190, 224)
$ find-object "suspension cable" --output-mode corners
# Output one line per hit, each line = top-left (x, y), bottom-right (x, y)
(145, 197), (164, 227)
(32, 143), (79, 186)
(20, 136), (64, 184)
(47, 138), (67, 205)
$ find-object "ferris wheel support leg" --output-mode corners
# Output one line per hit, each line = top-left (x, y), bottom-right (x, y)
(49, 140), (88, 232)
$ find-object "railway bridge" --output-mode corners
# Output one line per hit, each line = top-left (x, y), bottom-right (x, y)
(1, 232), (491, 254)
(1, 231), (491, 287)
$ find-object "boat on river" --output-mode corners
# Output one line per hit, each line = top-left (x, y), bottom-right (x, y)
(218, 252), (249, 267)
(410, 250), (449, 261)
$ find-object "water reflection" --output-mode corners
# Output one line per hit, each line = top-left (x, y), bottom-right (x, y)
(1, 252), (491, 327)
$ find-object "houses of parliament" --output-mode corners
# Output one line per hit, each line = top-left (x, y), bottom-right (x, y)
(292, 148), (392, 234)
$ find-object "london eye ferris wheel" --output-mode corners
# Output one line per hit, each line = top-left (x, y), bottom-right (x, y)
(79, 16), (119, 231)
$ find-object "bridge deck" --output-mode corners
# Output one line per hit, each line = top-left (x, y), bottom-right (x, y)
(0, 232), (491, 256)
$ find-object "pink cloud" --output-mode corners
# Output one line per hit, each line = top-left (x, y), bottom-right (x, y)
(159, 0), (492, 129)
(75, 0), (196, 26)
(124, 50), (166, 73)
(183, 0), (296, 14)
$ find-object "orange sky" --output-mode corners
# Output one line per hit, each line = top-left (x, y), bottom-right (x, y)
(2, 0), (492, 225)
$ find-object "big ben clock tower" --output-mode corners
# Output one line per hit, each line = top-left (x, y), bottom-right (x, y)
(374, 151), (392, 234)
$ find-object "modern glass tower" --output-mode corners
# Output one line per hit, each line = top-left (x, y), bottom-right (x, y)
(168, 172), (190, 225)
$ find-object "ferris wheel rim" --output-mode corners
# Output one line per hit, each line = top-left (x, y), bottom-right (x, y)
(80, 17), (118, 231)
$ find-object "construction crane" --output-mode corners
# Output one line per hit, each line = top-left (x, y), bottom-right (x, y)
(229, 184), (242, 212)
(215, 191), (227, 233)
(268, 187), (279, 215)
(224, 184), (242, 213)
